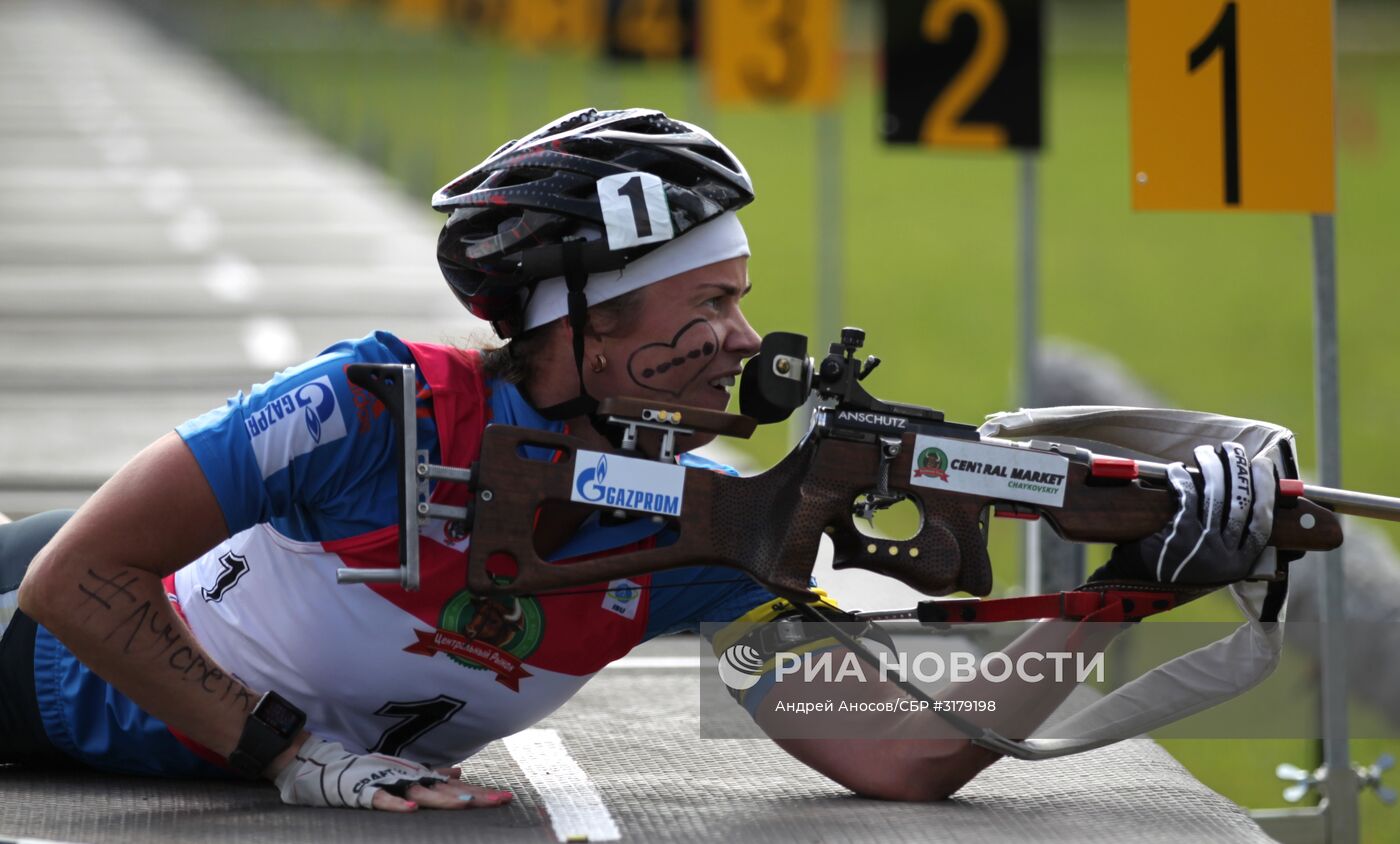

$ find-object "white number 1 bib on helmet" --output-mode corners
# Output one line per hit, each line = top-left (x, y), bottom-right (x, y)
(597, 172), (674, 249)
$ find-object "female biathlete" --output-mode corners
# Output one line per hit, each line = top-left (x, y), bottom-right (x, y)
(0, 109), (1276, 810)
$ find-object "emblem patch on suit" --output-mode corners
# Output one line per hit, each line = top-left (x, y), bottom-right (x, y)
(403, 587), (543, 691)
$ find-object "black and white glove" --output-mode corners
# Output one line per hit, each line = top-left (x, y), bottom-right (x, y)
(1092, 442), (1277, 587)
(273, 735), (450, 809)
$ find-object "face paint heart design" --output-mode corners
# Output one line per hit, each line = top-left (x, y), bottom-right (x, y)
(627, 318), (719, 397)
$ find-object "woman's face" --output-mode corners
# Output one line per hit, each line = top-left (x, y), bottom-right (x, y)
(585, 256), (761, 414)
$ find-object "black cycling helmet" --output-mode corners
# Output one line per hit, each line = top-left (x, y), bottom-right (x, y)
(432, 107), (754, 338)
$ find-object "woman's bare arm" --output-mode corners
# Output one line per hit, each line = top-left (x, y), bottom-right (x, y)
(758, 621), (1123, 800)
(18, 432), (510, 810)
(17, 433), (266, 762)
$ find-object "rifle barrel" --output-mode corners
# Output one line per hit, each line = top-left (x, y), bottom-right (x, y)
(1133, 459), (1400, 522)
(986, 440), (1400, 523)
(1300, 484), (1400, 522)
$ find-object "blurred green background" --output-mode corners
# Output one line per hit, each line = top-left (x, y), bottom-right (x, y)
(118, 0), (1400, 838)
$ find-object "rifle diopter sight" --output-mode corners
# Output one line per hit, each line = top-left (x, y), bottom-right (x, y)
(740, 327), (948, 430)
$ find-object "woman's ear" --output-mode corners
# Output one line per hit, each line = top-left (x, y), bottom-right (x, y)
(589, 304), (629, 340)
(555, 312), (604, 341)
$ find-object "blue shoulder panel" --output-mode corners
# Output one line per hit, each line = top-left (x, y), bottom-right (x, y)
(176, 332), (441, 543)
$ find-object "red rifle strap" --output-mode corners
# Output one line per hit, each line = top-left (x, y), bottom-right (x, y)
(917, 589), (1184, 625)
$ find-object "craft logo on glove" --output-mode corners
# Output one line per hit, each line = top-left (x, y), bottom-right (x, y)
(1228, 443), (1252, 512)
(571, 450), (685, 516)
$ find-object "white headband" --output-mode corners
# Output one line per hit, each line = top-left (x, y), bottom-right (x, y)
(521, 211), (749, 331)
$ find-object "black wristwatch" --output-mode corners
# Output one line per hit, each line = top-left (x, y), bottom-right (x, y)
(228, 690), (307, 779)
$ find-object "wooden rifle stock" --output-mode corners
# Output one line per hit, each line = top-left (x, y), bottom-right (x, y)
(464, 424), (1342, 602)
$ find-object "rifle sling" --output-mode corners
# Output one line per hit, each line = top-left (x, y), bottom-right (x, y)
(912, 589), (1184, 625)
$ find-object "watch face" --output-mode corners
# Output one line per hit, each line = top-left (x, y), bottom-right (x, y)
(259, 695), (305, 736)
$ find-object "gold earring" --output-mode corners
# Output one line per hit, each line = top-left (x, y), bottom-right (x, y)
(590, 353), (607, 373)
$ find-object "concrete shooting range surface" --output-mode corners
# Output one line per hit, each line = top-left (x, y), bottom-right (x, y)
(0, 0), (1277, 841)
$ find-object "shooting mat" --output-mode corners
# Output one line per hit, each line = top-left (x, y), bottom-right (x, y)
(0, 662), (1272, 844)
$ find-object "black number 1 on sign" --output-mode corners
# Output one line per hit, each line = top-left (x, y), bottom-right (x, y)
(1188, 1), (1240, 205)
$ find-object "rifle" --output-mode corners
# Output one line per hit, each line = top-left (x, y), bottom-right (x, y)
(338, 331), (1400, 761)
(337, 328), (1397, 613)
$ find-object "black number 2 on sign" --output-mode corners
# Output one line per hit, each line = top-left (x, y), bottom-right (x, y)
(883, 0), (1042, 151)
(1188, 1), (1240, 205)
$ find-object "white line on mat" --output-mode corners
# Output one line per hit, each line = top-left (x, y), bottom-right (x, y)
(503, 728), (621, 843)
(607, 656), (701, 670)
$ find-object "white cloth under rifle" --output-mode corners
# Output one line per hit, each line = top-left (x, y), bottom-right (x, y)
(972, 406), (1296, 758)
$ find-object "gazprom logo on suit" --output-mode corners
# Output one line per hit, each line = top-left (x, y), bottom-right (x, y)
(571, 450), (685, 517)
(246, 375), (348, 478)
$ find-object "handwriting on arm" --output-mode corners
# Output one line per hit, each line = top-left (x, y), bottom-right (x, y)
(78, 568), (257, 714)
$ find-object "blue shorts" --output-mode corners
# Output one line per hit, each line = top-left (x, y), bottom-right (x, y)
(0, 511), (228, 777)
(0, 510), (79, 767)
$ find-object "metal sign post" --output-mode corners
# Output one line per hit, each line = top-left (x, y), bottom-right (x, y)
(1129, 1), (1350, 840)
(881, 0), (1046, 589)
(1017, 152), (1045, 592)
(1312, 211), (1360, 844)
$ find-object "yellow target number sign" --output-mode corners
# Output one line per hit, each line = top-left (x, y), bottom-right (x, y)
(1129, 0), (1335, 212)
(607, 0), (695, 62)
(504, 0), (603, 51)
(883, 0), (1043, 150)
(386, 0), (446, 27)
(703, 0), (840, 107)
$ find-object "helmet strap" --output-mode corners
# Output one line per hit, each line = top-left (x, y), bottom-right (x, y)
(534, 240), (602, 423)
